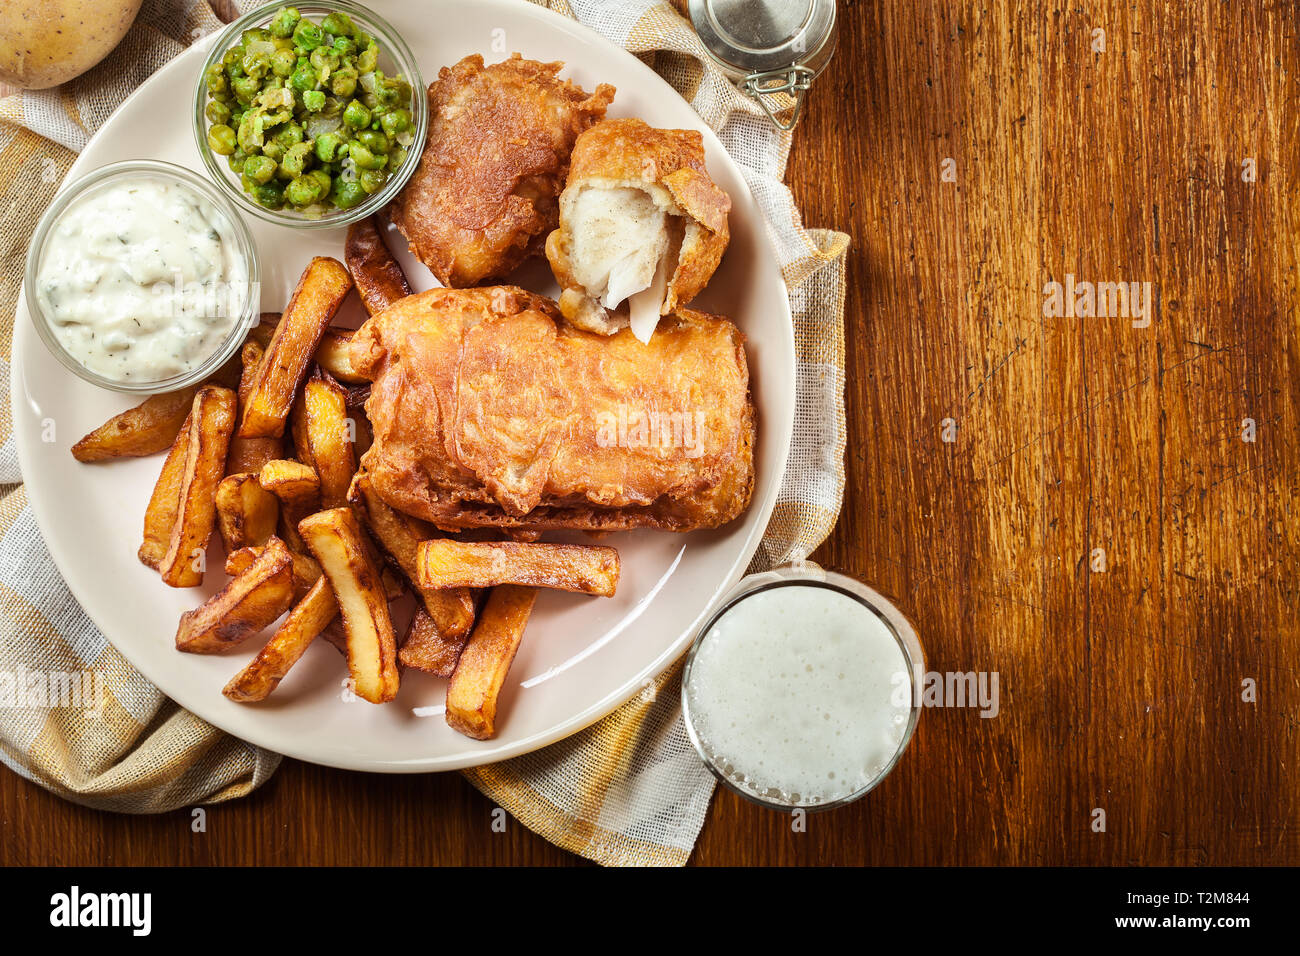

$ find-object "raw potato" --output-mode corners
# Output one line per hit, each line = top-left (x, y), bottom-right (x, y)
(445, 585), (538, 739)
(298, 508), (399, 704)
(174, 537), (295, 654)
(0, 0), (142, 89)
(417, 540), (620, 596)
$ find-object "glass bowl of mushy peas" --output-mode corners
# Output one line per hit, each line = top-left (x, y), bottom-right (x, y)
(193, 1), (426, 228)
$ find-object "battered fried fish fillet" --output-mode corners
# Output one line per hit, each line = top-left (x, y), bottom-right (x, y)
(349, 287), (754, 533)
(387, 54), (615, 288)
(546, 118), (731, 342)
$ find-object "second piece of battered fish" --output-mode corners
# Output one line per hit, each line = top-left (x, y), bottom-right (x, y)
(547, 119), (731, 343)
(387, 54), (615, 288)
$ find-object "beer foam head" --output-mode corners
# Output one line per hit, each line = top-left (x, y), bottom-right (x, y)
(685, 585), (913, 806)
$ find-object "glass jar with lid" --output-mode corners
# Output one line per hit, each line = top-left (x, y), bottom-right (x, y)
(688, 0), (838, 130)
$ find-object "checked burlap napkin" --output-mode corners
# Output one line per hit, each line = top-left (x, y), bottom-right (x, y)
(0, 0), (848, 865)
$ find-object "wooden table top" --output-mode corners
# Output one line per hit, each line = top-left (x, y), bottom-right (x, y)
(3, 1), (1296, 866)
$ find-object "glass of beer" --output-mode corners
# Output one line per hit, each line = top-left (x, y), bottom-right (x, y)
(681, 562), (923, 811)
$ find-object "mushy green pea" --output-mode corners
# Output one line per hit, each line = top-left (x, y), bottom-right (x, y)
(203, 5), (417, 216)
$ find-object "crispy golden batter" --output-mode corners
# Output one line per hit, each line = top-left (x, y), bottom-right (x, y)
(547, 118), (731, 339)
(349, 287), (754, 533)
(387, 54), (614, 288)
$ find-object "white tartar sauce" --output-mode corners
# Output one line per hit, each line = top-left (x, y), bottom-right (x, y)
(36, 176), (250, 383)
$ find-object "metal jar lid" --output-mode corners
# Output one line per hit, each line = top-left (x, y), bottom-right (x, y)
(689, 0), (838, 130)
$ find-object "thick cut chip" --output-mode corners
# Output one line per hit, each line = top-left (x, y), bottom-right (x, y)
(417, 540), (619, 596)
(445, 585), (538, 739)
(345, 215), (412, 318)
(226, 543), (322, 598)
(73, 387), (200, 463)
(298, 508), (399, 704)
(398, 607), (469, 678)
(238, 257), (352, 438)
(223, 575), (339, 702)
(215, 472), (279, 552)
(228, 339), (285, 474)
(159, 386), (238, 588)
(348, 471), (476, 638)
(175, 537), (295, 653)
(259, 459), (320, 510)
(72, 349), (242, 463)
(259, 458), (321, 552)
(139, 409), (193, 570)
(301, 375), (356, 509)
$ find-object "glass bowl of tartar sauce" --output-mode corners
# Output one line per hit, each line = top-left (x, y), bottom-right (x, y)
(681, 563), (924, 812)
(25, 159), (260, 393)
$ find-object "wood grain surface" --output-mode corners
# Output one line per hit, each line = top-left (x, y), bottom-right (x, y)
(2, 0), (1297, 866)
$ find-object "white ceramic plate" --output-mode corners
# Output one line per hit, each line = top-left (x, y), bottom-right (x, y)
(10, 0), (793, 772)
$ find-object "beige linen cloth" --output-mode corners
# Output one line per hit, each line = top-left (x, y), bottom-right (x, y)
(0, 0), (848, 865)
